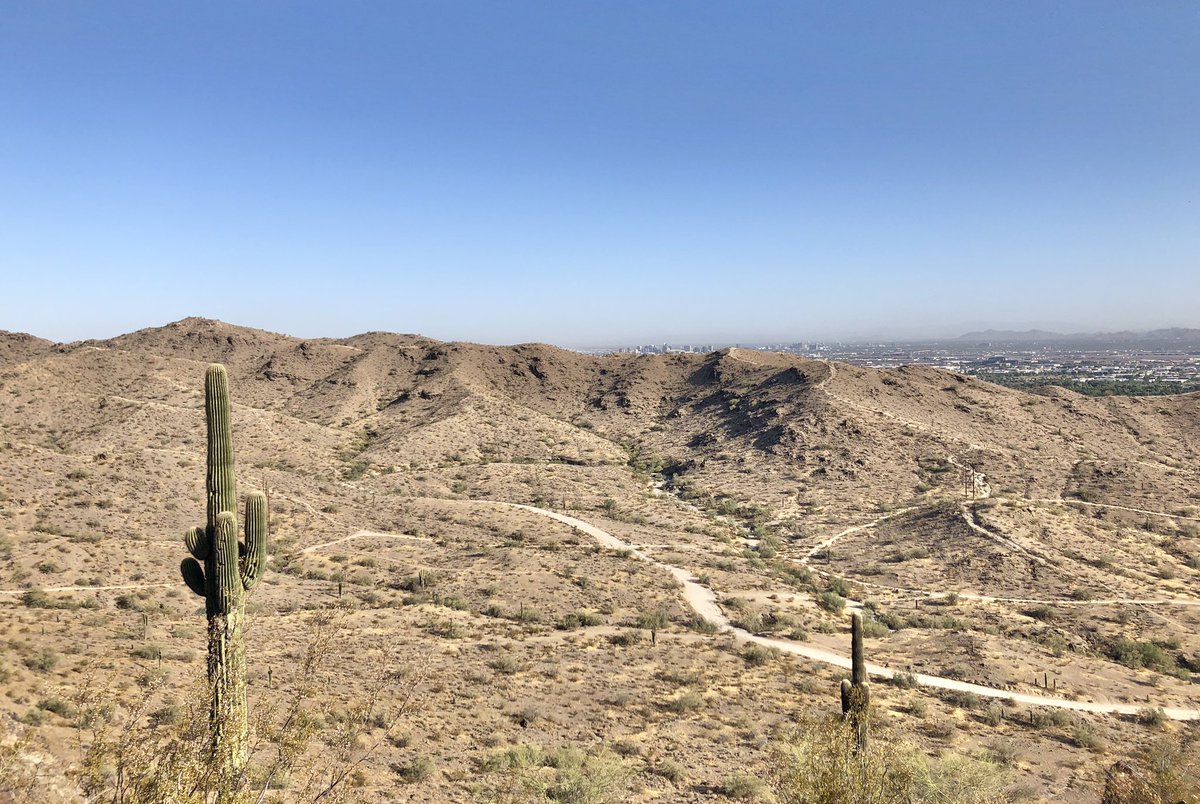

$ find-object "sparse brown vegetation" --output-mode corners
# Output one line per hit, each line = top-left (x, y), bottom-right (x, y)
(2, 319), (1199, 800)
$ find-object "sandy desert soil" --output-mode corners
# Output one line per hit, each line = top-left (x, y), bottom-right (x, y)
(2, 318), (1200, 801)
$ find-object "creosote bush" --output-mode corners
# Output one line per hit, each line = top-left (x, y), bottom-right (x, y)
(770, 716), (1010, 804)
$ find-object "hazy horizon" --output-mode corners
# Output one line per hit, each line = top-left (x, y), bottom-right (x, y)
(2, 3), (1197, 345)
(9, 314), (1200, 352)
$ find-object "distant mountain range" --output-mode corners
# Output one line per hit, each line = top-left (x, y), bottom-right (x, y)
(955, 327), (1200, 345)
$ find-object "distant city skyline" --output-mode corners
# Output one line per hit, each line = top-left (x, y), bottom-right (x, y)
(2, 3), (1196, 345)
(9, 315), (1200, 354)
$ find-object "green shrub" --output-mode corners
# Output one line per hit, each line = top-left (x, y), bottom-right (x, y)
(558, 611), (604, 630)
(770, 716), (1010, 803)
(393, 754), (435, 783)
(818, 592), (846, 613)
(662, 691), (705, 714)
(722, 773), (768, 800)
(37, 697), (77, 718)
(742, 643), (775, 667)
(23, 649), (59, 673)
(828, 577), (852, 597)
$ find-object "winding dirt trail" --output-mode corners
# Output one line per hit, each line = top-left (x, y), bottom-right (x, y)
(797, 501), (1200, 609)
(0, 582), (173, 596)
(6, 496), (1195, 719)
(499, 502), (1200, 721)
(300, 530), (433, 554)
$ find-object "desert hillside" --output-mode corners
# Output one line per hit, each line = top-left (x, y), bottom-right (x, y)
(3, 318), (1199, 801)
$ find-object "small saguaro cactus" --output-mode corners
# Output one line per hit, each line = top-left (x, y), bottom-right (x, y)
(840, 611), (871, 750)
(179, 364), (267, 794)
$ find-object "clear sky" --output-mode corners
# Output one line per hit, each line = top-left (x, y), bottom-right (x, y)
(2, 2), (1197, 346)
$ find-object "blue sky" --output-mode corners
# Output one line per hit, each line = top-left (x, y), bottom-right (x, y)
(1, 2), (1197, 345)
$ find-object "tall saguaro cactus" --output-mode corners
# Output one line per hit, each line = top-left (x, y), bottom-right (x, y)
(179, 364), (267, 794)
(839, 611), (871, 750)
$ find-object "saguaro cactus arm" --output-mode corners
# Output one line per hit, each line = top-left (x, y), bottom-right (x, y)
(186, 526), (210, 561)
(241, 491), (267, 591)
(205, 364), (237, 524)
(209, 511), (242, 617)
(181, 557), (206, 597)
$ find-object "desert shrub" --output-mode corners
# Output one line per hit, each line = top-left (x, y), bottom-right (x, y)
(479, 744), (630, 803)
(891, 671), (919, 689)
(635, 608), (670, 631)
(1109, 638), (1175, 671)
(23, 649), (59, 673)
(828, 577), (852, 597)
(722, 773), (769, 800)
(391, 571), (439, 592)
(943, 690), (981, 711)
(916, 753), (1010, 802)
(647, 759), (685, 784)
(1024, 604), (1055, 621)
(21, 588), (75, 609)
(742, 643), (775, 667)
(818, 592), (846, 614)
(608, 631), (640, 647)
(37, 697), (77, 718)
(130, 644), (162, 660)
(423, 618), (465, 639)
(860, 617), (889, 638)
(482, 744), (548, 773)
(1138, 707), (1167, 728)
(1019, 707), (1070, 729)
(490, 655), (522, 675)
(558, 611), (604, 630)
(1072, 723), (1107, 752)
(734, 611), (765, 633)
(512, 605), (542, 624)
(114, 594), (139, 610)
(662, 691), (704, 714)
(514, 707), (542, 728)
(393, 754), (435, 783)
(770, 716), (1009, 803)
(1102, 735), (1200, 802)
(875, 610), (908, 631)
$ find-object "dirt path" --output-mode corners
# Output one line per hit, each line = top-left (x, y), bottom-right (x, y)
(6, 496), (1195, 718)
(498, 502), (1200, 721)
(0, 582), (174, 596)
(1030, 497), (1200, 523)
(300, 530), (433, 554)
(800, 507), (917, 563)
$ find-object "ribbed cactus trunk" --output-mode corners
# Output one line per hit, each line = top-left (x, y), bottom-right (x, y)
(840, 611), (870, 751)
(180, 365), (268, 799)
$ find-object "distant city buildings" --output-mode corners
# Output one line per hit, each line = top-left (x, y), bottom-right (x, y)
(598, 339), (1200, 389)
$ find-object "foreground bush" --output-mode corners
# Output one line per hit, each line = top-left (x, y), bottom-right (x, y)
(769, 716), (1010, 804)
